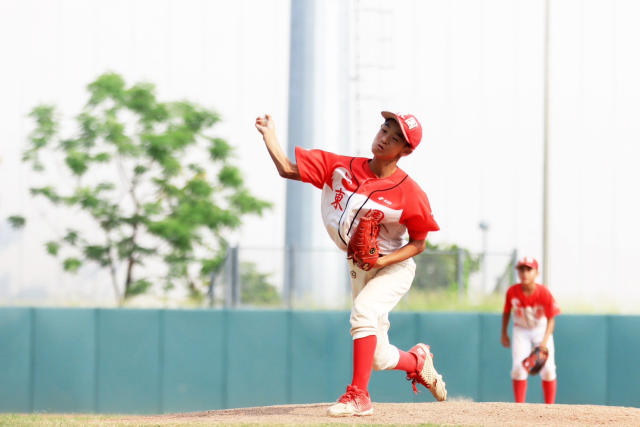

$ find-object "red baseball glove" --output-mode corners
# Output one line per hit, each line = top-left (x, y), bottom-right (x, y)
(347, 210), (384, 271)
(522, 346), (549, 375)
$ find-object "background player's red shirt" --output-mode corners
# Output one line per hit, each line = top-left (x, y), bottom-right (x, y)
(504, 283), (561, 329)
(295, 147), (439, 253)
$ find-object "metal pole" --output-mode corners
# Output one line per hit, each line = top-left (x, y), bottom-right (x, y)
(224, 249), (232, 308)
(288, 247), (295, 309)
(542, 0), (551, 285)
(457, 248), (464, 300)
(479, 221), (489, 293)
(509, 249), (518, 287)
(208, 269), (216, 308)
(230, 246), (239, 307)
(285, 0), (316, 301)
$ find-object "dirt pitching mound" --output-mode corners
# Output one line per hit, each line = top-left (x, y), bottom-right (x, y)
(122, 401), (640, 426)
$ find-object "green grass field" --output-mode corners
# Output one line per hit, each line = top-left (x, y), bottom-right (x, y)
(0, 414), (113, 426)
(0, 414), (447, 427)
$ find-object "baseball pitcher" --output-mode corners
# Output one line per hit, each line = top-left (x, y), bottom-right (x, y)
(256, 111), (446, 417)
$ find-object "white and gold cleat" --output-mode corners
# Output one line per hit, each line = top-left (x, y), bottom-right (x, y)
(407, 343), (447, 401)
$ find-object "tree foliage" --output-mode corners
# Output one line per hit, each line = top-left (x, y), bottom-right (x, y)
(11, 72), (271, 304)
(7, 216), (26, 229)
(413, 241), (481, 292)
(240, 262), (281, 306)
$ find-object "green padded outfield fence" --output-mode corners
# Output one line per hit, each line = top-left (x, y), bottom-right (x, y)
(0, 308), (638, 414)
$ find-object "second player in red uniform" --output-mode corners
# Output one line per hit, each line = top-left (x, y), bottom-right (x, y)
(502, 256), (560, 404)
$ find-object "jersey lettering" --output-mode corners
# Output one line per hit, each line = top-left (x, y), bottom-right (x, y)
(331, 188), (345, 211)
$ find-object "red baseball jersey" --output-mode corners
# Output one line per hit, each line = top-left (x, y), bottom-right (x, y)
(504, 283), (561, 329)
(295, 147), (439, 254)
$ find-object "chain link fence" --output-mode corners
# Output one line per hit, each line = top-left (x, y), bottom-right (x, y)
(207, 246), (518, 311)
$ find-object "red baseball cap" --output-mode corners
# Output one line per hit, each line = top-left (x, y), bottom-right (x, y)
(381, 111), (422, 149)
(516, 256), (539, 270)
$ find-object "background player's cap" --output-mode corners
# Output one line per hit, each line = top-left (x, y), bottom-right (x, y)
(381, 111), (422, 149)
(516, 256), (539, 270)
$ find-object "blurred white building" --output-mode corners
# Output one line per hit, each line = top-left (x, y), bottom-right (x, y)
(1, 0), (639, 310)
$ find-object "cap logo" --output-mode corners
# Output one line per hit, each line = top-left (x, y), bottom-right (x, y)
(404, 116), (418, 130)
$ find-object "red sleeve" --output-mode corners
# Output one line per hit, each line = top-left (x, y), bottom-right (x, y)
(541, 287), (561, 318)
(503, 287), (514, 314)
(399, 183), (440, 240)
(295, 147), (340, 189)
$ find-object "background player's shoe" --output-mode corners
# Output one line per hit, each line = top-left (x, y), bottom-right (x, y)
(407, 343), (448, 401)
(327, 385), (373, 417)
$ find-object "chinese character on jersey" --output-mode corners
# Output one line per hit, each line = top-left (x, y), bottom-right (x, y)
(331, 188), (345, 211)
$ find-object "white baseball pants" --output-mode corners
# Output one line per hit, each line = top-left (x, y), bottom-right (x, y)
(511, 325), (557, 381)
(349, 258), (416, 371)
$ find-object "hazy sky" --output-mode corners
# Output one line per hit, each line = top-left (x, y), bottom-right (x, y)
(1, 0), (639, 309)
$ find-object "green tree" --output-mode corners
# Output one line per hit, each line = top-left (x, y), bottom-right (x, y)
(10, 72), (270, 305)
(412, 242), (481, 292)
(239, 262), (281, 306)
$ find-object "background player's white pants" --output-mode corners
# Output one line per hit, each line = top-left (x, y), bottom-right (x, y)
(511, 325), (557, 381)
(349, 258), (416, 371)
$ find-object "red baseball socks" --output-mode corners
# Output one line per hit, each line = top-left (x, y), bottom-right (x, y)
(542, 379), (557, 404)
(512, 379), (527, 403)
(351, 335), (377, 391)
(394, 349), (418, 372)
(513, 379), (556, 403)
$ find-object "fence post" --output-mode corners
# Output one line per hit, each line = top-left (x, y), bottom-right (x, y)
(509, 248), (518, 287)
(457, 248), (465, 300)
(230, 246), (240, 307)
(285, 245), (294, 309)
(224, 246), (239, 308)
(224, 249), (232, 308)
(208, 269), (216, 308)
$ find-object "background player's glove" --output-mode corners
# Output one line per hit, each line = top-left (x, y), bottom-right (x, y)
(347, 210), (383, 271)
(522, 346), (549, 375)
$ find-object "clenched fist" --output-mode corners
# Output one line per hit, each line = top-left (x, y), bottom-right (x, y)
(255, 114), (275, 138)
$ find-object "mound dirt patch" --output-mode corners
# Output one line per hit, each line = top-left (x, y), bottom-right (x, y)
(120, 401), (640, 426)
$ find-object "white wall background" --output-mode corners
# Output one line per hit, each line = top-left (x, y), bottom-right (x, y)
(1, 0), (639, 310)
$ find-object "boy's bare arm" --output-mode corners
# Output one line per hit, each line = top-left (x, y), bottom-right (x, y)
(374, 238), (425, 269)
(540, 316), (555, 349)
(255, 114), (301, 180)
(501, 311), (511, 347)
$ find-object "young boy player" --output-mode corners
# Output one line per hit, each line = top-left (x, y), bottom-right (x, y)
(502, 256), (560, 404)
(255, 111), (446, 417)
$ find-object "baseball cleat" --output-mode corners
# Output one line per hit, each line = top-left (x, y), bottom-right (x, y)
(407, 343), (447, 401)
(327, 385), (373, 417)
